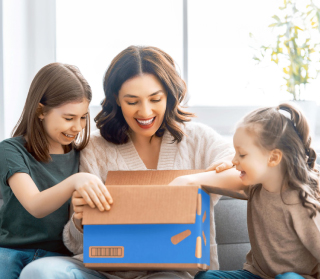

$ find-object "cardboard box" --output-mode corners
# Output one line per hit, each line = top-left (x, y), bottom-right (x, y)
(83, 170), (212, 272)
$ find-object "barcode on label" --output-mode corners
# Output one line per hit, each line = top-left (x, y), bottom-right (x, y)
(89, 246), (124, 258)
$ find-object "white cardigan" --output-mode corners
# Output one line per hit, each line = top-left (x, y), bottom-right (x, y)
(63, 121), (233, 278)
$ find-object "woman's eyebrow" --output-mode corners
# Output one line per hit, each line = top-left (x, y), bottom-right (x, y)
(149, 90), (164, 97)
(63, 112), (89, 116)
(123, 90), (164, 98)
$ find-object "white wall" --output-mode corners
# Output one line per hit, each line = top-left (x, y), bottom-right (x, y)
(1, 0), (56, 140)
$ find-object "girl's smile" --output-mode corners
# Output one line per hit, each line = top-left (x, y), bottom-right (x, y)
(232, 126), (271, 186)
(39, 98), (89, 154)
(62, 133), (77, 139)
(232, 126), (284, 192)
(239, 171), (246, 179)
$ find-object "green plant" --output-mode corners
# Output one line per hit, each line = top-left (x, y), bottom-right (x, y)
(252, 0), (320, 100)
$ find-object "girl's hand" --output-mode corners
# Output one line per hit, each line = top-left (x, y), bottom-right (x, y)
(73, 173), (113, 212)
(72, 190), (87, 220)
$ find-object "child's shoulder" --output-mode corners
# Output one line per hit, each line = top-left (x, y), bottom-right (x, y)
(282, 189), (301, 205)
(0, 136), (25, 151)
(280, 189), (314, 218)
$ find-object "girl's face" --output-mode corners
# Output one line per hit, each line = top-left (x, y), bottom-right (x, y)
(232, 126), (271, 186)
(39, 98), (89, 153)
(117, 74), (167, 140)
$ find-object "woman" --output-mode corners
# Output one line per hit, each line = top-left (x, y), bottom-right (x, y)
(20, 46), (243, 279)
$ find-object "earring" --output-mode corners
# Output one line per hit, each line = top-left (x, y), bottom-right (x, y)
(39, 118), (43, 122)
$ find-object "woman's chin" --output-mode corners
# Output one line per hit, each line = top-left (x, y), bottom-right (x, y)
(130, 124), (161, 139)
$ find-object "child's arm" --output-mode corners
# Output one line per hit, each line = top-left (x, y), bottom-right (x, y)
(8, 172), (113, 218)
(291, 206), (320, 262)
(169, 168), (248, 199)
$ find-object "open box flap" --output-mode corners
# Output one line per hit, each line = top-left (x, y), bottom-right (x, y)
(82, 185), (200, 225)
(105, 170), (203, 185)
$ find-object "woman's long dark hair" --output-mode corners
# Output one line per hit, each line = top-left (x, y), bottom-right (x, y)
(239, 103), (320, 218)
(95, 45), (194, 144)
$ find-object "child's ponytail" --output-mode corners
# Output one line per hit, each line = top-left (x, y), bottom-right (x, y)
(277, 103), (317, 169)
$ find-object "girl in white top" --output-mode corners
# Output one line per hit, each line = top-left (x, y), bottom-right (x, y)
(20, 46), (244, 279)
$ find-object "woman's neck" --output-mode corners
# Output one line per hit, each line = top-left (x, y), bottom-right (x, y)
(130, 132), (156, 146)
(130, 132), (162, 169)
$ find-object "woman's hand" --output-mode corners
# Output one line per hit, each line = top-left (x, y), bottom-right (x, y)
(205, 155), (234, 173)
(72, 173), (113, 212)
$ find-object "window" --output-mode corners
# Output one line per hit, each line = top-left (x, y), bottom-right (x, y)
(56, 0), (183, 106)
(57, 0), (320, 106)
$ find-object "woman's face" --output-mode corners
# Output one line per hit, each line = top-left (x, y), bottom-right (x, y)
(117, 74), (167, 139)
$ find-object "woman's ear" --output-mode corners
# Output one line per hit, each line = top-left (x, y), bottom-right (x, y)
(114, 95), (120, 107)
(37, 103), (45, 121)
(268, 149), (282, 167)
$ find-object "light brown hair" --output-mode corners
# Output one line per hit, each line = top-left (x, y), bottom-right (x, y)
(239, 103), (320, 217)
(12, 63), (92, 161)
(95, 45), (194, 144)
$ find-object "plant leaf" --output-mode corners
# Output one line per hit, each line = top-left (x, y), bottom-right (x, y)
(272, 15), (281, 22)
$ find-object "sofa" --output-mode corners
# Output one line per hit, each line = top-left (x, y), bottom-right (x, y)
(215, 196), (250, 270)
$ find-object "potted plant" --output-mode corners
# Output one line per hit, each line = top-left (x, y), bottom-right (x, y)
(251, 0), (320, 135)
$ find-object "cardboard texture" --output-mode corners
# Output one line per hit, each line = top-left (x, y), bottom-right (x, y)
(83, 170), (211, 272)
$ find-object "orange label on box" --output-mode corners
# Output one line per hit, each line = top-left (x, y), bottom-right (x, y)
(90, 246), (124, 258)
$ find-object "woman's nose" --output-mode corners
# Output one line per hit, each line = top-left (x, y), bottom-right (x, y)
(139, 102), (153, 118)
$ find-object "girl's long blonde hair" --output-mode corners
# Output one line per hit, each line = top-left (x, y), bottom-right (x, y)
(240, 103), (320, 217)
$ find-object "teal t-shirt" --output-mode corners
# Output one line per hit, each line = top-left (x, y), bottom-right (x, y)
(0, 136), (79, 254)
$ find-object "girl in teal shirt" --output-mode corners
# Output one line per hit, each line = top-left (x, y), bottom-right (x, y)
(0, 63), (113, 278)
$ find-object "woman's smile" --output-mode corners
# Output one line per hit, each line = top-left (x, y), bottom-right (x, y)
(135, 117), (156, 129)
